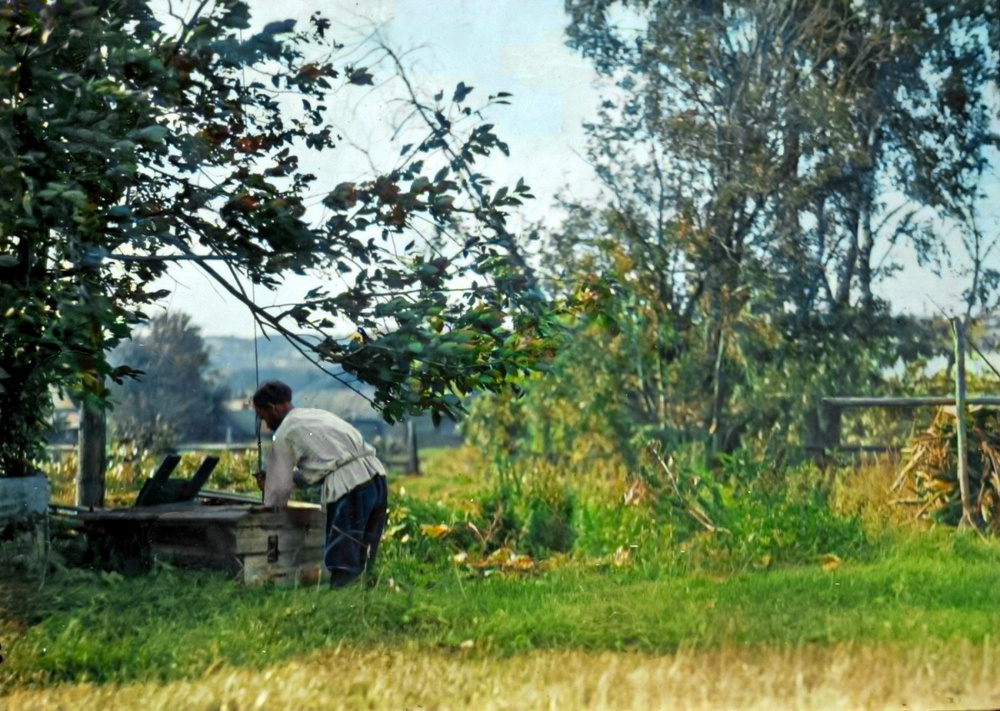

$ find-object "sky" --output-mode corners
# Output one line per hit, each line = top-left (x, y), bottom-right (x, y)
(152, 0), (607, 337)
(150, 0), (999, 339)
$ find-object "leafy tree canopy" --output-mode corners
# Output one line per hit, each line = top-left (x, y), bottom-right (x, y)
(537, 0), (999, 454)
(0, 0), (550, 474)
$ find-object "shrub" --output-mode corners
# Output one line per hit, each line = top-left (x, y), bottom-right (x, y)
(523, 487), (576, 556)
(664, 456), (873, 573)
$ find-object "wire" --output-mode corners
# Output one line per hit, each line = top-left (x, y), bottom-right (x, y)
(253, 277), (263, 474)
(966, 334), (1000, 382)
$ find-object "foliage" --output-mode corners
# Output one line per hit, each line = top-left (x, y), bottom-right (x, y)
(897, 406), (1000, 531)
(548, 0), (999, 453)
(468, 373), (873, 568)
(8, 445), (998, 698)
(41, 444), (260, 507)
(0, 0), (552, 477)
(108, 312), (229, 450)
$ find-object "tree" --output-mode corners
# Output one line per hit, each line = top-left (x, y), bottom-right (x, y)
(0, 1), (551, 482)
(553, 0), (998, 453)
(110, 312), (228, 450)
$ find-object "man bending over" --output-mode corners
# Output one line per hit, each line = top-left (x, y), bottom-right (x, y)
(251, 380), (388, 587)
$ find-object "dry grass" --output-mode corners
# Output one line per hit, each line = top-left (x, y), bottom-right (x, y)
(832, 454), (925, 533)
(3, 641), (997, 711)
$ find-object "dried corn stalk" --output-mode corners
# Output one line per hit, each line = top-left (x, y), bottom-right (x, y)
(895, 407), (1000, 531)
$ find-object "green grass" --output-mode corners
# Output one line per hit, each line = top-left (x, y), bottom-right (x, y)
(390, 445), (486, 508)
(1, 528), (996, 692)
(6, 448), (997, 698)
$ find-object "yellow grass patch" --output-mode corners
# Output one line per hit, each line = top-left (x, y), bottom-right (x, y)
(3, 641), (997, 710)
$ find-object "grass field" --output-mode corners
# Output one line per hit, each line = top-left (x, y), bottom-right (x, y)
(3, 641), (997, 710)
(1, 449), (999, 709)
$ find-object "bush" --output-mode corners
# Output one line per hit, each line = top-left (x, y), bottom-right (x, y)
(573, 498), (667, 562)
(523, 487), (576, 556)
(661, 455), (873, 573)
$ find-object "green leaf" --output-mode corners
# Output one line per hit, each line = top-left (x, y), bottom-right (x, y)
(134, 125), (168, 144)
(453, 82), (473, 103)
(349, 67), (374, 85)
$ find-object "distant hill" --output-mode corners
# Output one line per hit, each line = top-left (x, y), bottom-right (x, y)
(204, 335), (371, 400)
(204, 335), (462, 447)
(47, 335), (461, 449)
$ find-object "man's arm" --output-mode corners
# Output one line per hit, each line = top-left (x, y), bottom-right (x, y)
(263, 441), (295, 507)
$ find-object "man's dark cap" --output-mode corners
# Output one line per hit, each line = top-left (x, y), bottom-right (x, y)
(252, 381), (293, 407)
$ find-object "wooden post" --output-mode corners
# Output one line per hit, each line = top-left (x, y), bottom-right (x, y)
(76, 389), (106, 508)
(74, 251), (107, 508)
(952, 317), (976, 529)
(405, 419), (420, 475)
(820, 402), (842, 451)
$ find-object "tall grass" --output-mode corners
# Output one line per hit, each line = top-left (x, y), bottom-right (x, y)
(40, 447), (261, 507)
(2, 446), (998, 708)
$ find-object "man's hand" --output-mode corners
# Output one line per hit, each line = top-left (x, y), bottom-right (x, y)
(253, 470), (266, 493)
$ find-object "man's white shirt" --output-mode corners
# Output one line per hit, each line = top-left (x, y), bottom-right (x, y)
(263, 407), (386, 507)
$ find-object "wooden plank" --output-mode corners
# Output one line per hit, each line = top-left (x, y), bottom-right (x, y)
(822, 396), (1000, 408)
(199, 489), (262, 505)
(236, 504), (325, 529)
(233, 526), (324, 556)
(78, 501), (328, 586)
(240, 552), (328, 587)
(153, 507), (252, 524)
(152, 545), (240, 575)
(188, 456), (220, 495)
(289, 546), (325, 567)
(134, 455), (182, 506)
(78, 505), (192, 522)
(78, 504), (318, 526)
(149, 521), (238, 558)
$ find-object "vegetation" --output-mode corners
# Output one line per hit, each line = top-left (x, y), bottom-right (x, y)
(108, 312), (230, 450)
(2, 532), (997, 685)
(898, 406), (1000, 531)
(3, 451), (1000, 695)
(42, 445), (260, 508)
(2, 0), (999, 706)
(0, 0), (550, 479)
(3, 640), (997, 710)
(544, 0), (999, 458)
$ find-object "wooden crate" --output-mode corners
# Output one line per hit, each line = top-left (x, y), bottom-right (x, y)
(79, 502), (329, 586)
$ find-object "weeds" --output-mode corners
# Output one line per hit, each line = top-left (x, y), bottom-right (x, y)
(5, 442), (995, 699)
(1, 527), (997, 693)
(39, 447), (261, 507)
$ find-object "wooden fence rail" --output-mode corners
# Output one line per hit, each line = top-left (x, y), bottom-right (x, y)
(808, 396), (1000, 453)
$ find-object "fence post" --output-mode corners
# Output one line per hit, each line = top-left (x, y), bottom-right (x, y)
(819, 401), (842, 451)
(405, 419), (420, 475)
(952, 317), (977, 529)
(76, 389), (106, 508)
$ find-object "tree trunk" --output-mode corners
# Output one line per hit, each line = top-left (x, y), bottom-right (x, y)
(76, 385), (106, 507)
